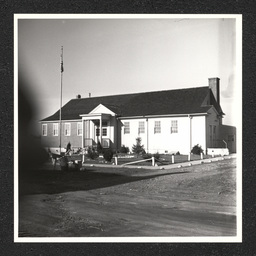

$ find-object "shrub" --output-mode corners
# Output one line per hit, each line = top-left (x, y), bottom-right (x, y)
(176, 151), (180, 155)
(153, 152), (160, 160)
(120, 145), (129, 154)
(76, 147), (82, 154)
(97, 142), (103, 154)
(143, 152), (160, 160)
(132, 137), (146, 155)
(191, 144), (204, 155)
(86, 147), (99, 160)
(103, 149), (114, 162)
(142, 153), (152, 159)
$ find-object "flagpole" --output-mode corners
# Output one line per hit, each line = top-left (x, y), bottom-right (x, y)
(59, 46), (64, 155)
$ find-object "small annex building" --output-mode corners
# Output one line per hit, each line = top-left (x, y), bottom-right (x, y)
(40, 78), (236, 155)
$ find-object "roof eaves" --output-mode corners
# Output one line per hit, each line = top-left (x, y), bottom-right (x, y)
(119, 112), (209, 119)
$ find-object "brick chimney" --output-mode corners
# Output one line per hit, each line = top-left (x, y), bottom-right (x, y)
(208, 77), (220, 105)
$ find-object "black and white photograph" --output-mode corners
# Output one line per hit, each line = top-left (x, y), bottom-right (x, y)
(15, 14), (242, 242)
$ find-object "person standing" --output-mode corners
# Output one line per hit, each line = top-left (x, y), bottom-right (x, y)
(66, 142), (71, 155)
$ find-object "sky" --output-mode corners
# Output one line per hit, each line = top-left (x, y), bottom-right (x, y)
(17, 15), (241, 134)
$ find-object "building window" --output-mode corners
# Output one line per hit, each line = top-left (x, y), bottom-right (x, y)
(154, 121), (161, 133)
(96, 128), (100, 136)
(171, 120), (178, 133)
(77, 122), (82, 136)
(124, 122), (130, 134)
(42, 124), (47, 136)
(138, 121), (145, 134)
(53, 123), (58, 136)
(64, 123), (71, 136)
(96, 127), (107, 136)
(102, 128), (107, 136)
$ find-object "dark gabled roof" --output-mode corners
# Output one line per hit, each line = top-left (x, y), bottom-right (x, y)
(41, 86), (224, 121)
(208, 89), (224, 115)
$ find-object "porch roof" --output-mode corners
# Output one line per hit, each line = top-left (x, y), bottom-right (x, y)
(80, 113), (111, 120)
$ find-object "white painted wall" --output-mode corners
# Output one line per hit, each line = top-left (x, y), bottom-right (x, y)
(120, 115), (207, 154)
(121, 118), (148, 152)
(82, 104), (210, 154)
(147, 117), (189, 154)
(191, 116), (206, 153)
(109, 116), (117, 149)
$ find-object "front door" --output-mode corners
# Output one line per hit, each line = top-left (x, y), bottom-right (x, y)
(94, 122), (110, 148)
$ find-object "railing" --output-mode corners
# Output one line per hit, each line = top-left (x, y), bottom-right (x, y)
(116, 154), (205, 166)
(121, 157), (156, 166)
(84, 138), (111, 148)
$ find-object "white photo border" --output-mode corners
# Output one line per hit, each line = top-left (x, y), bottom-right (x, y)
(14, 13), (242, 243)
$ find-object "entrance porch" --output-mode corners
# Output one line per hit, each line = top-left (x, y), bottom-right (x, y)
(80, 113), (112, 150)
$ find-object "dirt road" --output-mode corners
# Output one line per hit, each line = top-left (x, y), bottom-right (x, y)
(19, 158), (236, 237)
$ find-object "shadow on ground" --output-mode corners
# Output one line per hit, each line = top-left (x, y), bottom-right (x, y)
(19, 167), (189, 196)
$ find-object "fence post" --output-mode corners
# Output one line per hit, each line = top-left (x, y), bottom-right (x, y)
(115, 156), (118, 165)
(172, 155), (174, 164)
(200, 153), (203, 160)
(152, 157), (155, 166)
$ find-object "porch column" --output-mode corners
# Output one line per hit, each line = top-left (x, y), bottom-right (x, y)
(99, 116), (102, 144)
(146, 118), (149, 153)
(88, 120), (90, 142)
(86, 120), (91, 146)
(115, 117), (118, 151)
(82, 119), (84, 148)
